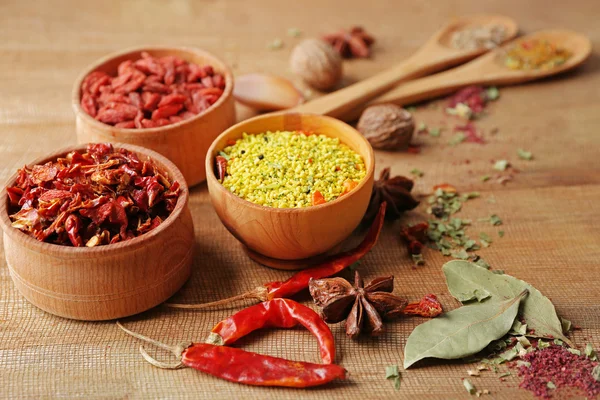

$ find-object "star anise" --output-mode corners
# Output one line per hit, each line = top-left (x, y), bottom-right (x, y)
(363, 167), (419, 222)
(309, 271), (407, 339)
(322, 26), (375, 59)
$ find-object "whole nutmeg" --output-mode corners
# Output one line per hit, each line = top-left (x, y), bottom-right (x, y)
(357, 104), (415, 150)
(290, 39), (342, 91)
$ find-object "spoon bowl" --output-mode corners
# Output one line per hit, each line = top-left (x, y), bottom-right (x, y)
(355, 29), (591, 113)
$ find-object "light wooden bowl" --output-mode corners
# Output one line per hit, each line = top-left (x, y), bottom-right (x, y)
(205, 113), (375, 263)
(72, 46), (236, 187)
(0, 143), (195, 321)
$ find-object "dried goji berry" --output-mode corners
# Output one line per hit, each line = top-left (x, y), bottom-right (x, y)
(115, 121), (136, 129)
(140, 119), (157, 129)
(81, 93), (97, 117)
(141, 92), (161, 111)
(158, 93), (187, 107)
(142, 82), (171, 93)
(96, 103), (139, 124)
(152, 104), (183, 120)
(201, 76), (214, 88)
(128, 92), (142, 109)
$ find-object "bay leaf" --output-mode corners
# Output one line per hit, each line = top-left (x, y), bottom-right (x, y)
(404, 290), (527, 368)
(443, 260), (573, 346)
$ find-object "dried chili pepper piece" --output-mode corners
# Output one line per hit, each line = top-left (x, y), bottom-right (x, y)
(206, 298), (336, 364)
(166, 202), (387, 311)
(215, 155), (228, 182)
(402, 294), (443, 318)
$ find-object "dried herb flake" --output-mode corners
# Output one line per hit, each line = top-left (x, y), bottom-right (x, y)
(385, 365), (401, 390)
(517, 148), (533, 160)
(410, 168), (424, 177)
(463, 378), (476, 394)
(493, 160), (509, 171)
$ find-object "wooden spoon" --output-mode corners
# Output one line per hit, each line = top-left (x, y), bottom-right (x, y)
(291, 14), (518, 118)
(343, 29), (592, 120)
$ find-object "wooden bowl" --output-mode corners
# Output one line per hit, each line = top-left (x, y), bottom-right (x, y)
(72, 46), (236, 187)
(205, 113), (375, 263)
(0, 143), (195, 321)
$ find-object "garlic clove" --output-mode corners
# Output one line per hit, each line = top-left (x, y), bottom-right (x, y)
(233, 73), (304, 111)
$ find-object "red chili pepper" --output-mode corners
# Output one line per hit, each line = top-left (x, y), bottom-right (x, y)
(215, 155), (228, 182)
(181, 344), (346, 388)
(166, 202), (387, 311)
(207, 298), (335, 364)
(116, 299), (346, 388)
(402, 294), (443, 317)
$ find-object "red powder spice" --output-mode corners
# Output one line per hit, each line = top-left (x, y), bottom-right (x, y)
(517, 344), (600, 399)
(455, 122), (486, 144)
(448, 85), (488, 114)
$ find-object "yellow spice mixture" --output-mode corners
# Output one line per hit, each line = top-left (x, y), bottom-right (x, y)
(220, 131), (366, 208)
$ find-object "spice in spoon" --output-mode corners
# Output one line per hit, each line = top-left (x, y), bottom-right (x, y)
(166, 201), (387, 310)
(504, 39), (572, 70)
(117, 298), (346, 388)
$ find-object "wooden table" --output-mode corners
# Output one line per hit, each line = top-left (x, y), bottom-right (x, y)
(1, 1), (599, 398)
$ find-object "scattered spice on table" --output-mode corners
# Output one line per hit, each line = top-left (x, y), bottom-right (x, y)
(463, 378), (476, 394)
(410, 168), (424, 177)
(166, 202), (386, 310)
(493, 160), (509, 171)
(517, 148), (534, 160)
(80, 52), (226, 128)
(321, 26), (375, 58)
(505, 40), (572, 70)
(450, 24), (507, 50)
(7, 143), (180, 247)
(517, 343), (600, 398)
(363, 167), (419, 222)
(385, 365), (402, 390)
(117, 298), (346, 388)
(446, 86), (500, 120)
(267, 38), (284, 50)
(217, 131), (366, 207)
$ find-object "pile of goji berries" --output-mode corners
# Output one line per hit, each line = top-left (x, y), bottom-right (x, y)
(7, 143), (181, 247)
(80, 52), (226, 129)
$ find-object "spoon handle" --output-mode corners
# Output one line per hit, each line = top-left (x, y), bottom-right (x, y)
(292, 50), (433, 118)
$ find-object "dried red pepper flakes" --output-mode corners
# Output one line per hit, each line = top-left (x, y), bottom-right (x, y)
(6, 143), (180, 247)
(116, 299), (346, 388)
(166, 202), (387, 310)
(402, 294), (443, 318)
(80, 52), (226, 129)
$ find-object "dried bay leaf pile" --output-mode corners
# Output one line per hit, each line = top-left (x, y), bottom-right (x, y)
(404, 260), (572, 368)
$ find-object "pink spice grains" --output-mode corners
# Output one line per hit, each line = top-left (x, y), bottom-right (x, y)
(518, 344), (600, 399)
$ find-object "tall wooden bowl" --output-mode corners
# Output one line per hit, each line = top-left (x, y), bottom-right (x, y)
(0, 143), (195, 321)
(206, 113), (375, 264)
(72, 46), (236, 187)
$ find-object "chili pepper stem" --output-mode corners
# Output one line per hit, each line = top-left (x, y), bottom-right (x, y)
(164, 286), (269, 310)
(139, 345), (184, 369)
(116, 321), (191, 369)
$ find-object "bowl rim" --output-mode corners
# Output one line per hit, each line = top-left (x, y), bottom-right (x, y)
(71, 45), (234, 137)
(0, 142), (189, 257)
(204, 112), (375, 214)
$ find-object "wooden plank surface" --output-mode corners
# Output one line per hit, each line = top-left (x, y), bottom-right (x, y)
(1, 0), (599, 398)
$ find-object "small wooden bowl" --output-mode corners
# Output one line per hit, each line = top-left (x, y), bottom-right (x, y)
(72, 46), (236, 187)
(0, 143), (195, 321)
(205, 113), (375, 264)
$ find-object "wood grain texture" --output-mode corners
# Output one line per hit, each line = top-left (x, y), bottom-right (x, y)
(206, 113), (374, 261)
(0, 0), (599, 399)
(73, 46), (236, 186)
(0, 144), (195, 320)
